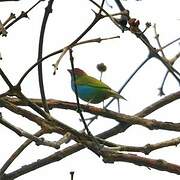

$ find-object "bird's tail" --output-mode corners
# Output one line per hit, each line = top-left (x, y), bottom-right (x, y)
(111, 90), (127, 101)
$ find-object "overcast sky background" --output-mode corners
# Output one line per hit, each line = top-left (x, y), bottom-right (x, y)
(0, 0), (180, 179)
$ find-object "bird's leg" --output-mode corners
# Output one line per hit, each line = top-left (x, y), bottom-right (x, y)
(87, 95), (97, 106)
(87, 99), (92, 106)
(102, 100), (108, 111)
(117, 98), (120, 113)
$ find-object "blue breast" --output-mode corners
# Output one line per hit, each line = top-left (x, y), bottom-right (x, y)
(71, 82), (98, 102)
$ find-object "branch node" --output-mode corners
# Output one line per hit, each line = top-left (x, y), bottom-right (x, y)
(144, 144), (151, 155)
(21, 11), (29, 19)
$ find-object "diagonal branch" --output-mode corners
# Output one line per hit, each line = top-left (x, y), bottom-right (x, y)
(0, 115), (61, 149)
(2, 0), (44, 33)
(102, 149), (180, 175)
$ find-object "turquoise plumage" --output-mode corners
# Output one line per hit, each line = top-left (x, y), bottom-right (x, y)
(68, 68), (126, 104)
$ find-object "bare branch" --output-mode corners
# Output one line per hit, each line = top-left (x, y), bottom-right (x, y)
(4, 90), (180, 132)
(104, 136), (180, 155)
(102, 149), (180, 175)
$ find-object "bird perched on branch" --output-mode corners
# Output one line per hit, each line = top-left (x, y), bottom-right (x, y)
(68, 68), (126, 104)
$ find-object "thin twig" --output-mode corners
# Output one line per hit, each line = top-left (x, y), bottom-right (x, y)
(0, 68), (13, 89)
(3, 0), (44, 32)
(153, 24), (166, 58)
(158, 51), (180, 96)
(157, 37), (180, 52)
(0, 20), (7, 36)
(37, 0), (54, 114)
(68, 49), (92, 136)
(18, 35), (119, 85)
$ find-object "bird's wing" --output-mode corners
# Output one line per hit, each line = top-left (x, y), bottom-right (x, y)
(76, 75), (111, 89)
(76, 75), (126, 100)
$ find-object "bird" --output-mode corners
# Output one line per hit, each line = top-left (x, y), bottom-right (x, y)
(68, 68), (126, 104)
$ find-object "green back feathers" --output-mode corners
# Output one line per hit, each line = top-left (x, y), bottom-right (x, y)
(76, 74), (126, 100)
(76, 75), (110, 89)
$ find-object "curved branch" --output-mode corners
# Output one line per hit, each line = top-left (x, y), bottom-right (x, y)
(37, 0), (54, 114)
